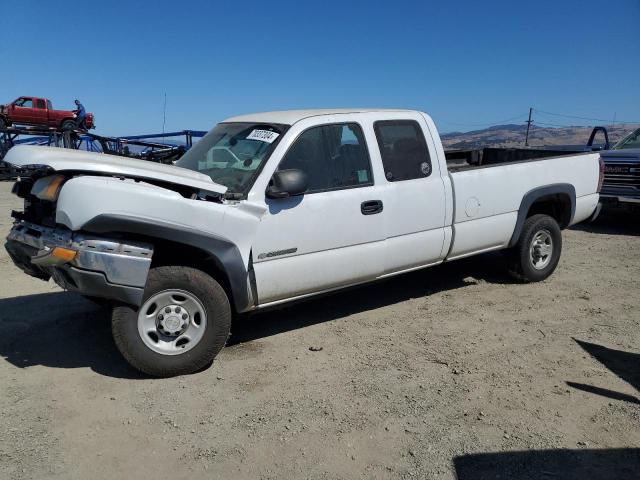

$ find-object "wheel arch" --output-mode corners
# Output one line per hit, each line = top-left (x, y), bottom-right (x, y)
(508, 184), (575, 247)
(60, 117), (76, 127)
(150, 239), (235, 307)
(83, 214), (255, 313)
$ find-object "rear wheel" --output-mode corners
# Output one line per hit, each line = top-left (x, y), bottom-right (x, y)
(112, 266), (231, 377)
(507, 214), (562, 282)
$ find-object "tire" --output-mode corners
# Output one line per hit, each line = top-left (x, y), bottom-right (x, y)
(507, 214), (562, 282)
(112, 266), (231, 377)
(0, 117), (6, 129)
(61, 120), (76, 131)
(82, 295), (111, 307)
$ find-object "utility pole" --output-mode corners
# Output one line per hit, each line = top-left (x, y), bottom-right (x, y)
(524, 107), (533, 146)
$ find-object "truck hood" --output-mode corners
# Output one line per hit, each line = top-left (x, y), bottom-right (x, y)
(600, 148), (640, 160)
(4, 145), (227, 194)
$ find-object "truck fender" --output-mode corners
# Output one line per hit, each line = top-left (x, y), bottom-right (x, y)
(508, 184), (576, 247)
(83, 214), (253, 312)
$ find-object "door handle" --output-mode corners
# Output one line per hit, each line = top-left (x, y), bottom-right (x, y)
(361, 200), (383, 215)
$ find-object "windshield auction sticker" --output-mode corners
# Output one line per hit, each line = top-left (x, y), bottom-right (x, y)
(247, 129), (280, 143)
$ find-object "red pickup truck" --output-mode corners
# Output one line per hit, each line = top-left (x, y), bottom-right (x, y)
(0, 96), (94, 130)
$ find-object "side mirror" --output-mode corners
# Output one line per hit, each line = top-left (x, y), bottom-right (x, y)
(266, 169), (309, 199)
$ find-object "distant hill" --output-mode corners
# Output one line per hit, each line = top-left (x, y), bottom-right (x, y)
(440, 123), (640, 150)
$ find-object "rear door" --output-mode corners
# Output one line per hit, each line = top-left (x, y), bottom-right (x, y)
(372, 115), (448, 273)
(32, 98), (48, 124)
(252, 118), (387, 304)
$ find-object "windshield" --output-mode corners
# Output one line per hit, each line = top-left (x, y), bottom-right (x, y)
(614, 128), (640, 150)
(176, 122), (288, 193)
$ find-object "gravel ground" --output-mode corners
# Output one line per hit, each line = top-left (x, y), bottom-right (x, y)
(0, 181), (638, 479)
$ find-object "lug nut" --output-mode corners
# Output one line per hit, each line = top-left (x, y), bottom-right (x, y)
(182, 313), (188, 320)
(165, 307), (171, 313)
(158, 314), (164, 321)
(175, 306), (181, 313)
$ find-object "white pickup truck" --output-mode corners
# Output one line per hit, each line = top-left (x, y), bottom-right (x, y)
(4, 109), (602, 376)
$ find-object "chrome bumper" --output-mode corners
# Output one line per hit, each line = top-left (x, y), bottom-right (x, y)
(607, 196), (640, 204)
(6, 221), (153, 305)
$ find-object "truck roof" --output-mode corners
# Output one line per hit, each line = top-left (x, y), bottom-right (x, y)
(223, 108), (420, 125)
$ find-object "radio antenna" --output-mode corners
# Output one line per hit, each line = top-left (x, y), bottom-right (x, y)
(162, 93), (167, 144)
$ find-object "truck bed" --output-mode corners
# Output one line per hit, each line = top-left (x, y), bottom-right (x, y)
(444, 147), (586, 172)
(445, 151), (601, 260)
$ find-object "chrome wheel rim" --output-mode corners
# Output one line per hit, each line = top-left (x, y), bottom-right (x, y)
(529, 230), (553, 270)
(137, 289), (207, 355)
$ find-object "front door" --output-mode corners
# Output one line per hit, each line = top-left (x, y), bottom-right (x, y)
(252, 122), (386, 304)
(12, 97), (37, 124)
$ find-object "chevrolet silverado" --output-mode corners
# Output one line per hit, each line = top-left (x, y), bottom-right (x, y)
(3, 109), (602, 376)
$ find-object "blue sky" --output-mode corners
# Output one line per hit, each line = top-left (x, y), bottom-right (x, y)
(1, 0), (639, 136)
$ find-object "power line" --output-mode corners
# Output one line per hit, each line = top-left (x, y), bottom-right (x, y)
(534, 120), (575, 128)
(438, 112), (529, 128)
(534, 108), (640, 125)
(440, 108), (639, 135)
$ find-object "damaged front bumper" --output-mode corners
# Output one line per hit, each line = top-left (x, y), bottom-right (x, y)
(5, 221), (153, 306)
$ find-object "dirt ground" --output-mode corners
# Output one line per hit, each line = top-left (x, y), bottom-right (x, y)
(0, 180), (638, 480)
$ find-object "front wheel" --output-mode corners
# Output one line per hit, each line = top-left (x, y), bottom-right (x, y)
(61, 119), (76, 131)
(112, 266), (232, 377)
(507, 214), (562, 282)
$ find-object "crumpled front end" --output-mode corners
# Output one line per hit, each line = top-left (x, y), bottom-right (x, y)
(5, 221), (153, 305)
(4, 156), (263, 313)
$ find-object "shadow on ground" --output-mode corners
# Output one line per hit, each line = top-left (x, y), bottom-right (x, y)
(453, 448), (640, 480)
(571, 206), (640, 236)
(0, 292), (143, 379)
(567, 338), (640, 404)
(0, 251), (514, 376)
(230, 251), (512, 345)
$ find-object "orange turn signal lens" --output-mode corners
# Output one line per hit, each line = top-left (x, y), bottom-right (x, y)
(44, 175), (64, 200)
(32, 174), (66, 201)
(51, 247), (78, 262)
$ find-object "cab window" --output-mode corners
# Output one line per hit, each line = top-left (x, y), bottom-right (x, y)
(15, 98), (33, 108)
(614, 128), (640, 150)
(278, 123), (373, 193)
(374, 120), (432, 181)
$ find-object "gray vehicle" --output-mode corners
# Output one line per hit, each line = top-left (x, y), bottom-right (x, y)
(599, 128), (640, 210)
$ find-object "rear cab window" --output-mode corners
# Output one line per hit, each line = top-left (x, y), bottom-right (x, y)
(374, 120), (432, 181)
